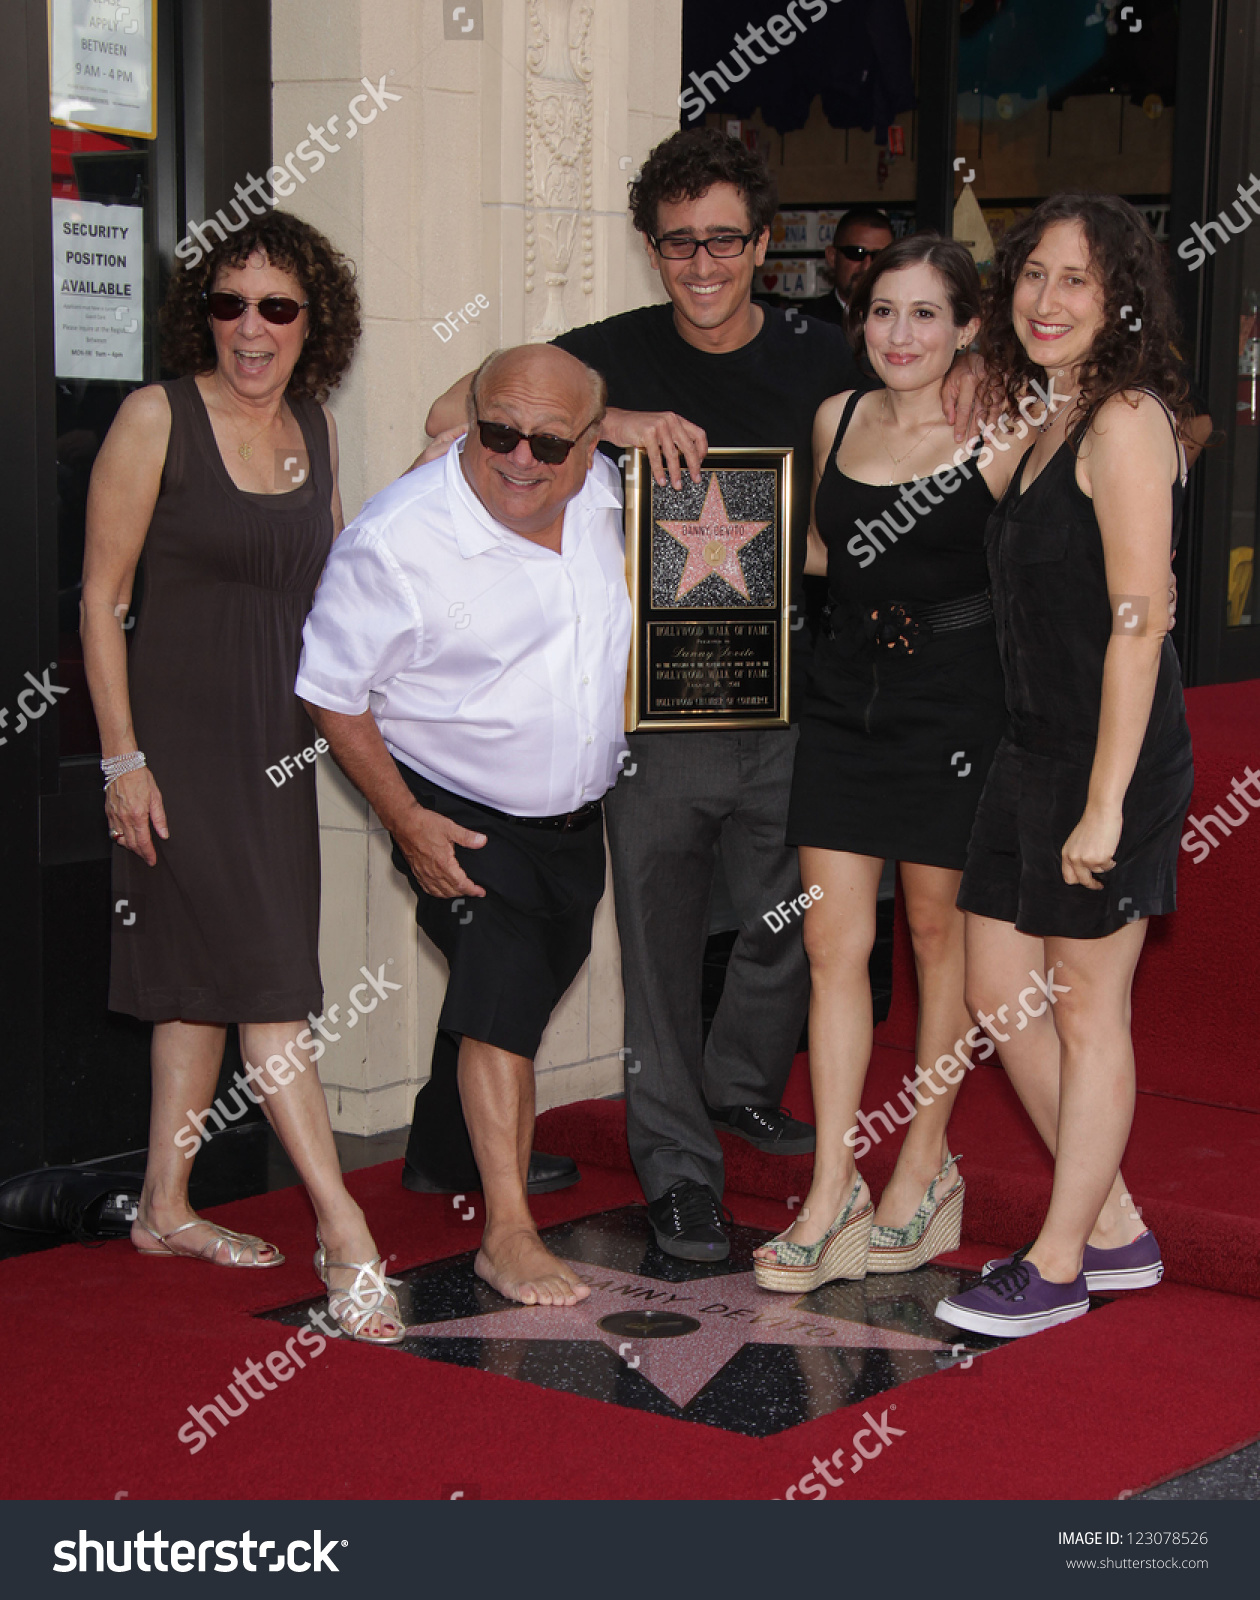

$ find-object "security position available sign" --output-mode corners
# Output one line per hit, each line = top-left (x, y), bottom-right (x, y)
(53, 199), (144, 382)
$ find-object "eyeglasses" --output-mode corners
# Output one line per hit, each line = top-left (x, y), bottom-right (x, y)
(836, 245), (884, 263)
(475, 416), (599, 466)
(649, 229), (760, 260)
(203, 291), (309, 325)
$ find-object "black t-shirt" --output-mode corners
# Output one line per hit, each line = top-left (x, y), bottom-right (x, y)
(553, 303), (867, 708)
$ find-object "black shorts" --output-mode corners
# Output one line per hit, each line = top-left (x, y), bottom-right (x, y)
(957, 737), (1194, 940)
(390, 763), (606, 1059)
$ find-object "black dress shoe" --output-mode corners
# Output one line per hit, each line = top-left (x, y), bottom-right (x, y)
(0, 1166), (144, 1242)
(646, 1179), (732, 1262)
(401, 1150), (579, 1197)
(708, 1102), (816, 1154)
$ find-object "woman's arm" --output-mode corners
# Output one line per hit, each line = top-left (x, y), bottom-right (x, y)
(80, 385), (173, 863)
(1061, 393), (1181, 889)
(804, 392), (851, 577)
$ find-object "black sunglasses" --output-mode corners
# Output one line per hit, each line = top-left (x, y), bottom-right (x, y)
(475, 416), (598, 466)
(835, 245), (883, 262)
(203, 291), (309, 325)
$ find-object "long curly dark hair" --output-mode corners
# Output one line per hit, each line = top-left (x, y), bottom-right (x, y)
(629, 128), (778, 238)
(979, 193), (1192, 445)
(160, 210), (361, 402)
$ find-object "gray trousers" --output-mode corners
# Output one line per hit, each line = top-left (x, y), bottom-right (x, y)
(605, 727), (810, 1202)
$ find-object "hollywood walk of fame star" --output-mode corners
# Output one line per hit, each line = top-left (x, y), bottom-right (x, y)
(404, 1258), (950, 1409)
(657, 473), (769, 603)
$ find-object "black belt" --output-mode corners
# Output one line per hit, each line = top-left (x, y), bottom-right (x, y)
(825, 589), (992, 658)
(472, 797), (604, 833)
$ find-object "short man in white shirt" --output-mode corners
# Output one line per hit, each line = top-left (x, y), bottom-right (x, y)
(297, 345), (630, 1306)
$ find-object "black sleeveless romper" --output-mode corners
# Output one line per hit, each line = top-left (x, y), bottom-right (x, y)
(109, 375), (333, 1022)
(787, 390), (1008, 868)
(957, 402), (1194, 939)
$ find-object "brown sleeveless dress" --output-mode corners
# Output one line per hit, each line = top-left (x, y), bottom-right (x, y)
(109, 375), (333, 1022)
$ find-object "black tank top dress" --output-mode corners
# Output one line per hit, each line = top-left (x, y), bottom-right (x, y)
(109, 376), (333, 1022)
(956, 400), (1194, 939)
(786, 390), (1008, 868)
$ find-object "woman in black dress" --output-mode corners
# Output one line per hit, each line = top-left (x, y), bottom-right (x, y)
(938, 196), (1193, 1338)
(81, 212), (402, 1343)
(755, 235), (1038, 1293)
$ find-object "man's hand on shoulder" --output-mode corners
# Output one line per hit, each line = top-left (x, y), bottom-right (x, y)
(601, 406), (707, 491)
(941, 351), (991, 444)
(407, 427), (466, 476)
(394, 804), (488, 898)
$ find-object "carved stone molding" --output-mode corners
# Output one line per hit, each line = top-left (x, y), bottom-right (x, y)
(524, 0), (594, 340)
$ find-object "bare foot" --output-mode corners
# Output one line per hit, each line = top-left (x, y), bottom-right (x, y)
(474, 1226), (591, 1306)
(753, 1176), (868, 1258)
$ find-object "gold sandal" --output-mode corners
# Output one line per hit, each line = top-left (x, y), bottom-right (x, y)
(135, 1218), (284, 1267)
(314, 1232), (406, 1345)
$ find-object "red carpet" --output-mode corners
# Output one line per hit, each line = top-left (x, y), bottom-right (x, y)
(3, 1156), (1259, 1502)
(541, 1050), (1260, 1301)
(7, 680), (1256, 1500)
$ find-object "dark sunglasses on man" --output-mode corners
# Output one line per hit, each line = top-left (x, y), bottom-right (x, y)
(475, 416), (599, 466)
(835, 244), (883, 263)
(202, 291), (310, 325)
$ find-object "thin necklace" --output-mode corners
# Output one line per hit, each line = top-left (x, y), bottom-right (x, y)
(879, 392), (940, 481)
(213, 375), (284, 460)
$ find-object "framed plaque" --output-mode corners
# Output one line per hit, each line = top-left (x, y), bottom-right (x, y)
(624, 447), (793, 731)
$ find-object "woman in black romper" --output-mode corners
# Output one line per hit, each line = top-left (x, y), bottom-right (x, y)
(755, 235), (1037, 1293)
(939, 195), (1194, 1338)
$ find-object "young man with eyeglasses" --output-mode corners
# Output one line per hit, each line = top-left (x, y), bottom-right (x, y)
(799, 206), (896, 327)
(423, 129), (981, 1261)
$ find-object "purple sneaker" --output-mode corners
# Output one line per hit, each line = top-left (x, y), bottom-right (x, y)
(935, 1259), (1089, 1338)
(983, 1231), (1163, 1292)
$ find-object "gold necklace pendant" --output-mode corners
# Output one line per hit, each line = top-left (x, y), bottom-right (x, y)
(239, 443), (254, 461)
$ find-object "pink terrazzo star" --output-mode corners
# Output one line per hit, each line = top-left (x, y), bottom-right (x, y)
(658, 474), (769, 602)
(406, 1261), (949, 1408)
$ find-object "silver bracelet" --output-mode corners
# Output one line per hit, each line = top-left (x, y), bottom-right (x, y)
(101, 750), (146, 789)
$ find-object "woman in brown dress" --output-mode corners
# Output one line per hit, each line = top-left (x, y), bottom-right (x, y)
(80, 211), (402, 1343)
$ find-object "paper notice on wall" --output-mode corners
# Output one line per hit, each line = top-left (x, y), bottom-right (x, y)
(53, 199), (144, 381)
(49, 0), (156, 139)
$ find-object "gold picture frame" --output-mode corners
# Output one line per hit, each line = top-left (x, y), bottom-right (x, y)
(623, 446), (793, 732)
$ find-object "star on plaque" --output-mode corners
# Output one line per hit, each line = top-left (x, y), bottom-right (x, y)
(657, 473), (770, 602)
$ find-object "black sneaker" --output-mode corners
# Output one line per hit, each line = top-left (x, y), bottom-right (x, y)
(646, 1180), (732, 1262)
(707, 1103), (816, 1154)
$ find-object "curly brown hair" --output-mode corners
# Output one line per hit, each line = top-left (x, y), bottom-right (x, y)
(160, 210), (361, 402)
(979, 193), (1192, 445)
(628, 127), (778, 238)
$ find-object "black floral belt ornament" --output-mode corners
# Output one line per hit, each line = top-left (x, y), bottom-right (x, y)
(825, 590), (993, 660)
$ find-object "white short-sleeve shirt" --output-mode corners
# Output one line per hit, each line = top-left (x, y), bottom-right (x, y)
(296, 442), (632, 817)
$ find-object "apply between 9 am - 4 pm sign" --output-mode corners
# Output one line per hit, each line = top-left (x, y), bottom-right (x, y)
(49, 0), (157, 140)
